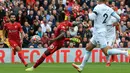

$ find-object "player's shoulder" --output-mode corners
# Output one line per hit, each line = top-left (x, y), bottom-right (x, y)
(15, 22), (20, 24)
(93, 4), (103, 11)
(4, 22), (10, 26)
(58, 22), (66, 29)
(15, 22), (21, 26)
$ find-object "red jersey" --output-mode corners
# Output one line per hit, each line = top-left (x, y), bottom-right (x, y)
(3, 22), (23, 41)
(54, 21), (72, 44)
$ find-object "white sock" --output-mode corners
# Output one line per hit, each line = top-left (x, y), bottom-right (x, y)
(106, 55), (111, 63)
(80, 50), (91, 68)
(107, 49), (127, 55)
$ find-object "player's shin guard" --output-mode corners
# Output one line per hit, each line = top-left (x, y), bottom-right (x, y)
(18, 51), (27, 65)
(80, 50), (91, 68)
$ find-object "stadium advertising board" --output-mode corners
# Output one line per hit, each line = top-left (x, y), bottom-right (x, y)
(0, 48), (129, 63)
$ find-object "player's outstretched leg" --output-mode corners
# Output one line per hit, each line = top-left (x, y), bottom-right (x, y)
(72, 50), (91, 73)
(15, 46), (28, 67)
(72, 42), (94, 73)
(106, 55), (111, 67)
(103, 48), (130, 67)
(25, 45), (59, 71)
(107, 49), (129, 57)
(18, 50), (28, 67)
(25, 50), (50, 71)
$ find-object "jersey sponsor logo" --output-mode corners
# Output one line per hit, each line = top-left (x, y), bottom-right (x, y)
(14, 44), (16, 46)
(9, 30), (17, 33)
(61, 26), (65, 29)
(15, 26), (17, 28)
(49, 45), (54, 49)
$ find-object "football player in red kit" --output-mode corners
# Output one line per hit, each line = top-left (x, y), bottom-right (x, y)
(25, 21), (80, 71)
(3, 13), (28, 67)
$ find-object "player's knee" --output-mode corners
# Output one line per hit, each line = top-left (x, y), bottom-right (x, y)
(85, 43), (94, 51)
(15, 46), (21, 52)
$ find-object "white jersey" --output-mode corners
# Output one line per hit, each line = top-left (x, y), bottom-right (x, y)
(106, 16), (117, 39)
(89, 4), (114, 33)
(106, 16), (117, 46)
(89, 4), (118, 48)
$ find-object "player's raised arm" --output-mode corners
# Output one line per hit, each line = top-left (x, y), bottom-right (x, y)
(88, 7), (98, 20)
(49, 30), (65, 45)
(111, 11), (120, 22)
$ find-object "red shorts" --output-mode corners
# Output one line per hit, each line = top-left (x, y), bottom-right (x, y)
(48, 41), (64, 53)
(9, 40), (21, 50)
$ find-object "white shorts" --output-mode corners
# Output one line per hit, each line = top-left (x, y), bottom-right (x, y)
(90, 32), (107, 48)
(106, 36), (116, 47)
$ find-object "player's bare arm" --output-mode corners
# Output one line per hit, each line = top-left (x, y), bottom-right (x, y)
(49, 31), (65, 45)
(20, 31), (25, 44)
(118, 23), (123, 34)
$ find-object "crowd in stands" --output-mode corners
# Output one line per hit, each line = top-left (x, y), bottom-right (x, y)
(0, 0), (129, 48)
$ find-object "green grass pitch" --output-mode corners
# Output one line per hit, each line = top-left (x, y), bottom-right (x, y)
(0, 63), (130, 73)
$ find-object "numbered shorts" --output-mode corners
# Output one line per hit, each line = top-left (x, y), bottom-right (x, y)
(9, 40), (21, 50)
(106, 36), (116, 47)
(90, 32), (107, 48)
(48, 41), (64, 53)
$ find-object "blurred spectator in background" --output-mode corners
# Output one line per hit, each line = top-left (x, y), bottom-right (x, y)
(28, 35), (40, 48)
(41, 20), (51, 33)
(0, 4), (5, 29)
(68, 42), (74, 48)
(0, 38), (8, 48)
(36, 26), (43, 38)
(41, 33), (49, 47)
(79, 43), (83, 48)
(28, 27), (35, 40)
(22, 34), (30, 48)
(22, 21), (30, 34)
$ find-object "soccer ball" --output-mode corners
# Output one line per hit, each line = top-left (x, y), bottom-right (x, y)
(31, 35), (41, 41)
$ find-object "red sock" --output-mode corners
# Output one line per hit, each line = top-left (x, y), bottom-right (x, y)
(18, 51), (27, 65)
(33, 54), (46, 68)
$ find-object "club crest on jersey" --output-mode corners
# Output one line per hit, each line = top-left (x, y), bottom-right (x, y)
(15, 26), (17, 28)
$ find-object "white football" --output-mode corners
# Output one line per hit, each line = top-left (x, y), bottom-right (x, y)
(31, 35), (41, 41)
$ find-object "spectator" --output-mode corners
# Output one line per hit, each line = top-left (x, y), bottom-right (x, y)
(13, 2), (21, 15)
(0, 38), (8, 48)
(79, 43), (83, 48)
(68, 42), (74, 48)
(26, 0), (36, 7)
(33, 20), (40, 33)
(43, 0), (48, 10)
(28, 27), (35, 40)
(0, 41), (8, 48)
(82, 37), (88, 47)
(41, 20), (51, 33)
(22, 21), (31, 34)
(28, 39), (39, 48)
(0, 4), (5, 29)
(22, 34), (30, 48)
(36, 26), (43, 38)
(27, 10), (35, 26)
(128, 42), (130, 48)
(69, 27), (77, 37)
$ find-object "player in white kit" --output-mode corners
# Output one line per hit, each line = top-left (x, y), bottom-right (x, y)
(72, 0), (129, 72)
(106, 16), (117, 46)
(106, 16), (118, 67)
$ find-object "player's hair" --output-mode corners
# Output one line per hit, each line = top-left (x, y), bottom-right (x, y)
(98, 0), (108, 2)
(9, 13), (16, 18)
